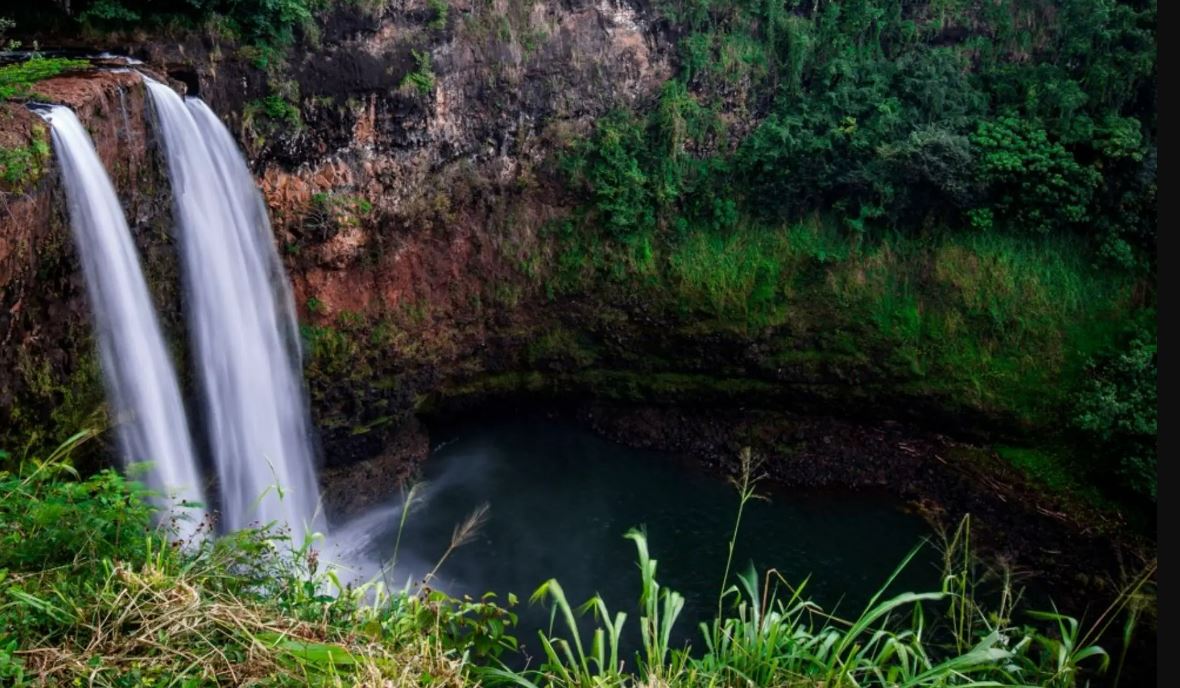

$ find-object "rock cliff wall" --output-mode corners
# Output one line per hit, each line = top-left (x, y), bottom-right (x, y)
(0, 1), (681, 473)
(0, 71), (181, 462)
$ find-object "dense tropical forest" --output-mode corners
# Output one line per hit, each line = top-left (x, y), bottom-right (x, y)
(553, 0), (1157, 502)
(0, 0), (1157, 686)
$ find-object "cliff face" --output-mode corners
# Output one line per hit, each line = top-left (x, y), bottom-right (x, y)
(238, 0), (666, 313)
(0, 1), (1008, 474)
(0, 1), (679, 472)
(270, 0), (669, 313)
(125, 0), (689, 473)
(252, 0), (670, 326)
(0, 71), (183, 461)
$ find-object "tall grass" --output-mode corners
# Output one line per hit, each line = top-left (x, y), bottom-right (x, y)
(488, 446), (1147, 688)
(711, 448), (765, 638)
(500, 528), (1132, 687)
(667, 229), (790, 328)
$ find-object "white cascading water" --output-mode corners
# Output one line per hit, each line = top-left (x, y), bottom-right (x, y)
(143, 78), (325, 542)
(41, 105), (207, 537)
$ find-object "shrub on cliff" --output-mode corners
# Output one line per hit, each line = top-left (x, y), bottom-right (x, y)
(561, 110), (656, 238)
(17, 0), (322, 56)
(0, 128), (51, 193)
(1073, 331), (1158, 501)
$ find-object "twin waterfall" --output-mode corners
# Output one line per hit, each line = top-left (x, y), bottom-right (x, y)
(41, 79), (325, 543)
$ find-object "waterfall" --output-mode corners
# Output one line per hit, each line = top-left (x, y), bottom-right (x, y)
(41, 105), (207, 538)
(144, 79), (325, 543)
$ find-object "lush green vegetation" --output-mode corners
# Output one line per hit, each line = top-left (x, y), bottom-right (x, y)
(0, 128), (51, 192)
(552, 0), (1156, 505)
(401, 49), (436, 97)
(0, 431), (517, 686)
(7, 0), (323, 63)
(1, 435), (1153, 686)
(0, 56), (90, 102)
(1071, 330), (1157, 499)
(564, 0), (1155, 263)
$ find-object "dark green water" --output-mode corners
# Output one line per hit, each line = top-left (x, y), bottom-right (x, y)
(344, 418), (940, 659)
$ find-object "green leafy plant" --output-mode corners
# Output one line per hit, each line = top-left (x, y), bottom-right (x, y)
(428, 0), (449, 31)
(972, 116), (1102, 235)
(242, 91), (303, 145)
(77, 0), (142, 27)
(402, 49), (435, 97)
(1072, 331), (1158, 500)
(0, 127), (51, 193)
(561, 110), (655, 238)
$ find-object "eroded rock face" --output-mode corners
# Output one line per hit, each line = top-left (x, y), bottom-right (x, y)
(0, 71), (181, 461)
(121, 1), (679, 471)
(241, 0), (671, 324)
(0, 1), (674, 487)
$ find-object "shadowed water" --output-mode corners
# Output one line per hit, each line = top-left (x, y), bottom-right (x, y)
(144, 79), (324, 541)
(41, 105), (206, 537)
(333, 418), (941, 660)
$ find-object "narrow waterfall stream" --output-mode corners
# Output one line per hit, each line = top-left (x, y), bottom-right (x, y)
(144, 78), (325, 542)
(41, 105), (207, 538)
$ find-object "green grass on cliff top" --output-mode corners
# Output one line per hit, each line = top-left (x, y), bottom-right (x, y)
(544, 219), (1139, 428)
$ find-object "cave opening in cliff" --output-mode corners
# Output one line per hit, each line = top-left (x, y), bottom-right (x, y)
(167, 67), (200, 97)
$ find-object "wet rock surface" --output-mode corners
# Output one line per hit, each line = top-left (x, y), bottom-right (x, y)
(318, 415), (429, 523)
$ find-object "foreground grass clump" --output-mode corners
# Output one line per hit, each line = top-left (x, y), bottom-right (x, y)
(0, 431), (516, 686)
